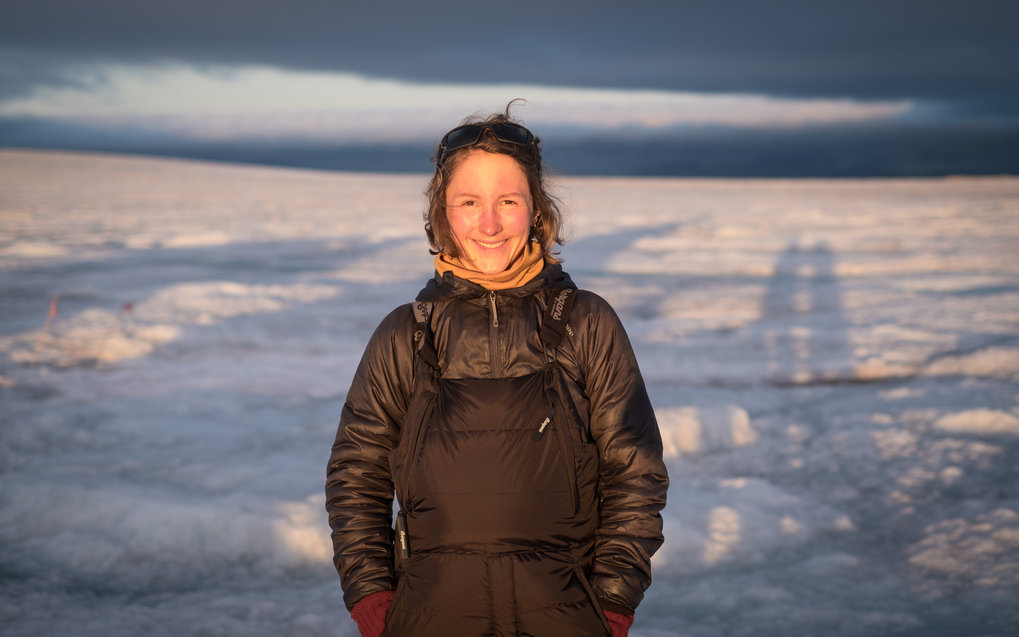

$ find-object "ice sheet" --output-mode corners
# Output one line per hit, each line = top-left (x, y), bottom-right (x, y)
(2, 150), (1018, 636)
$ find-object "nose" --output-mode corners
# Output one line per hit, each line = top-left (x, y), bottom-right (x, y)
(477, 204), (502, 236)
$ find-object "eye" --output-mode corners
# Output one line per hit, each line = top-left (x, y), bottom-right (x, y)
(501, 198), (520, 206)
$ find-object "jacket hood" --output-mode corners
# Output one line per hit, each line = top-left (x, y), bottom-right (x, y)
(416, 262), (574, 303)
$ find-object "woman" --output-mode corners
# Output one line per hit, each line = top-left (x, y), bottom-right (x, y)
(326, 105), (668, 637)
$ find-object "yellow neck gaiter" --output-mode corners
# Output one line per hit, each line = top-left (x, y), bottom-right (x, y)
(435, 241), (545, 291)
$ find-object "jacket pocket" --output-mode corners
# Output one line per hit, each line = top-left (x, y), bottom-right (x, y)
(390, 385), (436, 503)
(573, 565), (613, 637)
(545, 367), (580, 515)
(552, 394), (579, 515)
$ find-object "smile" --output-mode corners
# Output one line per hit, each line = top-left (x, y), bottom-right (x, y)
(473, 239), (507, 249)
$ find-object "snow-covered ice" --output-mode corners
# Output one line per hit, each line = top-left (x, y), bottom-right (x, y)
(2, 149), (1018, 636)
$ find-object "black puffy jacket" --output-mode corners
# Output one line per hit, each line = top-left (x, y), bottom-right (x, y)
(326, 263), (668, 636)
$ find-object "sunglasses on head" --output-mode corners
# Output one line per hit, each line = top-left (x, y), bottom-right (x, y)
(437, 123), (536, 164)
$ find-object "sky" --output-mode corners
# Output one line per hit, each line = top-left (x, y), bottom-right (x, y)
(1, 0), (1017, 176)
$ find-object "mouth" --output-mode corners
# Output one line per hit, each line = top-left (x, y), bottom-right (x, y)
(473, 239), (507, 249)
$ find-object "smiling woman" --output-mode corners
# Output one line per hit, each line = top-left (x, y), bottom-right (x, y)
(325, 104), (669, 637)
(423, 111), (567, 284)
(444, 151), (536, 275)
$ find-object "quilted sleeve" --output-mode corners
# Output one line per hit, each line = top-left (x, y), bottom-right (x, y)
(325, 304), (416, 611)
(575, 292), (669, 614)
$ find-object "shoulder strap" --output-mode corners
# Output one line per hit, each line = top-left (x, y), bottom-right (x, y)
(412, 300), (439, 371)
(540, 286), (577, 358)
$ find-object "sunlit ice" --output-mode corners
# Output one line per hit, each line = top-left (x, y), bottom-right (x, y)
(2, 149), (1018, 635)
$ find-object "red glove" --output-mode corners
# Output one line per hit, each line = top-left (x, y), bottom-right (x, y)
(604, 609), (635, 637)
(350, 590), (394, 637)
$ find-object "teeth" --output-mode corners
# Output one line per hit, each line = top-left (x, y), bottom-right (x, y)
(475, 240), (506, 248)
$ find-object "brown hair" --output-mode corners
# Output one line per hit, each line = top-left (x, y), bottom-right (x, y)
(424, 101), (565, 264)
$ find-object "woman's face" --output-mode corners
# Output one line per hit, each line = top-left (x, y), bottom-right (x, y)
(445, 150), (536, 274)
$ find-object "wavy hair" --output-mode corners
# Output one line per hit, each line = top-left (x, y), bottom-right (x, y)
(424, 101), (565, 264)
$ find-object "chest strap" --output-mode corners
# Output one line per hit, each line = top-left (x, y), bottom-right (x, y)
(412, 285), (577, 370)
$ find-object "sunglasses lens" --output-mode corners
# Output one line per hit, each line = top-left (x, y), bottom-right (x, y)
(442, 125), (485, 152)
(490, 123), (532, 145)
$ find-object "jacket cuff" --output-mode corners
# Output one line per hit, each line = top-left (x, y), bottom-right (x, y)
(598, 597), (634, 616)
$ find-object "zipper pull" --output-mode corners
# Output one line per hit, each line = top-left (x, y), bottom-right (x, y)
(533, 406), (555, 440)
(396, 511), (410, 560)
(489, 290), (499, 327)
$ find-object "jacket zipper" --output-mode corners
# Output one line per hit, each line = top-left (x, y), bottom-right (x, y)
(489, 290), (499, 328)
(533, 406), (555, 440)
(542, 369), (580, 515)
(488, 291), (503, 377)
(552, 394), (579, 515)
(408, 397), (435, 470)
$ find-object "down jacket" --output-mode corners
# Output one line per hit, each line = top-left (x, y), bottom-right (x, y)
(326, 263), (668, 635)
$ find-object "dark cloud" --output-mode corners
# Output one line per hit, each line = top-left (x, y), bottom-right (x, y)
(3, 1), (1017, 176)
(5, 115), (1017, 178)
(2, 0), (1017, 103)
(0, 49), (94, 101)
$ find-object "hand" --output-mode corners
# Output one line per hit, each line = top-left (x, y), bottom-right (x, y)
(351, 590), (394, 637)
(604, 609), (635, 637)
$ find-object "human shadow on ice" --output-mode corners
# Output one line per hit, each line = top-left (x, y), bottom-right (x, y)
(754, 240), (855, 386)
(650, 240), (859, 586)
(645, 239), (1019, 634)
